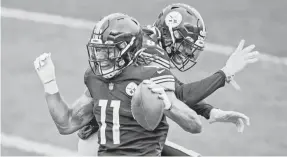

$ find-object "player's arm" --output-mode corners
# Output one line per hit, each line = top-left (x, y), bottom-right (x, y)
(45, 86), (94, 135)
(34, 53), (94, 135)
(163, 90), (202, 133)
(174, 76), (215, 119)
(191, 100), (214, 119)
(175, 40), (260, 105)
(175, 70), (226, 105)
(174, 75), (251, 132)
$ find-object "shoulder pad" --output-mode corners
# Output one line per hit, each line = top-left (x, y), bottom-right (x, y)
(140, 44), (170, 69)
(84, 67), (94, 85)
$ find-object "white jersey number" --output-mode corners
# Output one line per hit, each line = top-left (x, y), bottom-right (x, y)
(98, 100), (121, 144)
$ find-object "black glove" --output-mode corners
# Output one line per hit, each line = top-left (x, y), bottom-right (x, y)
(77, 117), (99, 140)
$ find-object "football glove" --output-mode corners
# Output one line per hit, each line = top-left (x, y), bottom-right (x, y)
(209, 108), (250, 133)
(221, 39), (259, 90)
(77, 118), (99, 140)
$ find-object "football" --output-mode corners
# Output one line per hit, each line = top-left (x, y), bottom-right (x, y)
(131, 81), (165, 131)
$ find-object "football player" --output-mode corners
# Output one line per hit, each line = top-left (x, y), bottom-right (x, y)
(143, 3), (256, 128)
(142, 4), (258, 156)
(34, 13), (204, 156)
(77, 4), (258, 156)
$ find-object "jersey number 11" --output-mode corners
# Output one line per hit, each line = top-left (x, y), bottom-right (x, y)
(99, 100), (121, 145)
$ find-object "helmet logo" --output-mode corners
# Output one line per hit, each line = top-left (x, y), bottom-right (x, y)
(164, 11), (182, 28)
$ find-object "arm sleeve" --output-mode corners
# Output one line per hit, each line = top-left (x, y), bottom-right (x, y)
(174, 76), (214, 119)
(191, 100), (214, 119)
(175, 70), (226, 109)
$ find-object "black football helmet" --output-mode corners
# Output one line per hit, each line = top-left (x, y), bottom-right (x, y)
(154, 3), (207, 71)
(87, 13), (143, 78)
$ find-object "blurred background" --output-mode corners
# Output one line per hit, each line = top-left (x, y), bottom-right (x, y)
(1, 0), (287, 155)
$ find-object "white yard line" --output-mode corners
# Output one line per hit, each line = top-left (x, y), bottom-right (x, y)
(2, 7), (287, 66)
(165, 140), (201, 157)
(1, 132), (201, 156)
(1, 132), (78, 156)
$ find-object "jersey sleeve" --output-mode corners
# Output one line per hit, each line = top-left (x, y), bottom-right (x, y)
(84, 67), (96, 98)
(175, 70), (226, 105)
(141, 46), (170, 69)
(150, 68), (175, 91)
(84, 67), (92, 85)
(141, 34), (170, 69)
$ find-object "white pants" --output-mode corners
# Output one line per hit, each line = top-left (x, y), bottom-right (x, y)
(77, 132), (99, 156)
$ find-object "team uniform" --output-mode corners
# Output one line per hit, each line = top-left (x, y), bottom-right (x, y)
(78, 11), (226, 156)
(141, 31), (227, 156)
(142, 25), (226, 119)
(84, 64), (175, 156)
(77, 25), (227, 156)
(35, 8), (254, 157)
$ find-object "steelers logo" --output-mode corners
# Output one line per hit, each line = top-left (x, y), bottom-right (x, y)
(165, 11), (183, 28)
(126, 82), (138, 96)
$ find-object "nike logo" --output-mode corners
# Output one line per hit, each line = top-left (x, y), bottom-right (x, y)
(157, 69), (165, 74)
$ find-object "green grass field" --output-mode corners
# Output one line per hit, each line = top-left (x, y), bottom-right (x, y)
(2, 0), (287, 155)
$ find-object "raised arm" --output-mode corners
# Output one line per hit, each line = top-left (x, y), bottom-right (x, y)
(34, 53), (94, 135)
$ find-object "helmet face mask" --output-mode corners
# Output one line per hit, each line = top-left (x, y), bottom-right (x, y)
(87, 39), (132, 78)
(169, 27), (205, 71)
(154, 3), (207, 72)
(87, 13), (143, 79)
